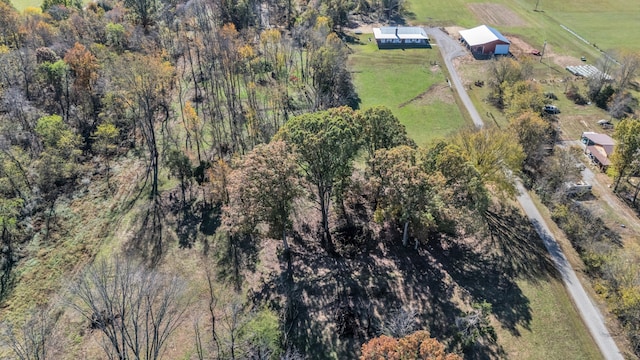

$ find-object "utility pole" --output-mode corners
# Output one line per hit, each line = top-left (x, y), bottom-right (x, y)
(540, 40), (547, 63)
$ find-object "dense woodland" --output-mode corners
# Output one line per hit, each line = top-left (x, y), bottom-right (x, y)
(0, 0), (639, 358)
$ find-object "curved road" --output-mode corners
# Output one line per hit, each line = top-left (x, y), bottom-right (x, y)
(427, 27), (624, 360)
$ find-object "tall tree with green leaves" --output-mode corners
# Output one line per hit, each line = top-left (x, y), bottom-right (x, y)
(38, 60), (70, 121)
(35, 114), (82, 193)
(310, 32), (360, 110)
(92, 122), (119, 186)
(370, 145), (443, 247)
(629, 150), (640, 205)
(488, 57), (534, 108)
(275, 107), (361, 253)
(508, 111), (554, 172)
(502, 81), (546, 120)
(124, 0), (158, 30)
(34, 114), (82, 232)
(421, 141), (489, 216)
(223, 141), (301, 251)
(610, 119), (640, 192)
(453, 126), (524, 197)
(356, 106), (415, 160)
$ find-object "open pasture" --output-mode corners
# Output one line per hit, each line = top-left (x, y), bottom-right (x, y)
(409, 0), (640, 55)
(11, 0), (40, 11)
(348, 37), (468, 147)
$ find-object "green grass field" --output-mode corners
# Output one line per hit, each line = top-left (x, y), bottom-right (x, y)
(408, 0), (640, 55)
(497, 279), (603, 359)
(348, 37), (468, 146)
(11, 0), (39, 11)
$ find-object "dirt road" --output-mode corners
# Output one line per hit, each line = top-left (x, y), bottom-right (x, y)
(429, 27), (624, 360)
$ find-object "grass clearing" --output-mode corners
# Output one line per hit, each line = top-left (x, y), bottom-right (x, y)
(0, 156), (145, 325)
(498, 278), (603, 360)
(408, 0), (640, 56)
(11, 0), (41, 11)
(348, 36), (468, 146)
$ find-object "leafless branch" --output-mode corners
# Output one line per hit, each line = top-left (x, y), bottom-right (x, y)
(67, 256), (189, 360)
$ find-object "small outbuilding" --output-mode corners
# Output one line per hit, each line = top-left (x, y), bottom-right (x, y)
(459, 25), (510, 57)
(372, 27), (430, 49)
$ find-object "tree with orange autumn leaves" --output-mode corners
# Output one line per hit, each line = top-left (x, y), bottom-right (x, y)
(360, 330), (462, 360)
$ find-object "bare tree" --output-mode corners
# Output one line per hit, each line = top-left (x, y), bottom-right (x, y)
(455, 301), (496, 347)
(280, 347), (306, 360)
(192, 264), (222, 359)
(588, 54), (616, 101)
(67, 257), (189, 360)
(0, 307), (58, 360)
(608, 92), (637, 119)
(382, 307), (417, 338)
(615, 51), (640, 92)
(222, 301), (246, 360)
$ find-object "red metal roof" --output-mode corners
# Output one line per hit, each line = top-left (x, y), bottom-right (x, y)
(586, 145), (611, 166)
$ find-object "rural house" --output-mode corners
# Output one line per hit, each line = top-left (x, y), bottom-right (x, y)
(459, 25), (510, 58)
(581, 132), (615, 171)
(372, 27), (430, 49)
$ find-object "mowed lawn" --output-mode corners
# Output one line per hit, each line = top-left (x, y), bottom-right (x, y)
(11, 0), (40, 11)
(409, 0), (640, 55)
(348, 37), (467, 147)
(497, 279), (603, 360)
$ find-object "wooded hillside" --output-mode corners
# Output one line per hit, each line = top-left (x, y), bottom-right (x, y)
(0, 0), (625, 358)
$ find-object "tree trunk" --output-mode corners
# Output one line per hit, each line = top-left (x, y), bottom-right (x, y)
(205, 269), (221, 358)
(180, 176), (186, 207)
(633, 179), (640, 205)
(402, 220), (409, 247)
(282, 226), (289, 252)
(0, 225), (13, 297)
(319, 185), (333, 253)
(152, 142), (159, 200)
(613, 172), (624, 193)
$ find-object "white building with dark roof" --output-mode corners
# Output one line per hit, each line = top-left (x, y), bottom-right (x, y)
(372, 27), (430, 49)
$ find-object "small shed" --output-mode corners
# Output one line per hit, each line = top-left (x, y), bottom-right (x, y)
(459, 25), (510, 57)
(581, 132), (615, 171)
(372, 27), (430, 49)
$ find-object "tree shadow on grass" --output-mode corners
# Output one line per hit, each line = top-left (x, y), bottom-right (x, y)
(250, 235), (463, 359)
(247, 203), (553, 358)
(175, 205), (200, 249)
(431, 205), (560, 340)
(169, 197), (221, 250)
(484, 207), (559, 283)
(431, 236), (531, 339)
(125, 200), (164, 267)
